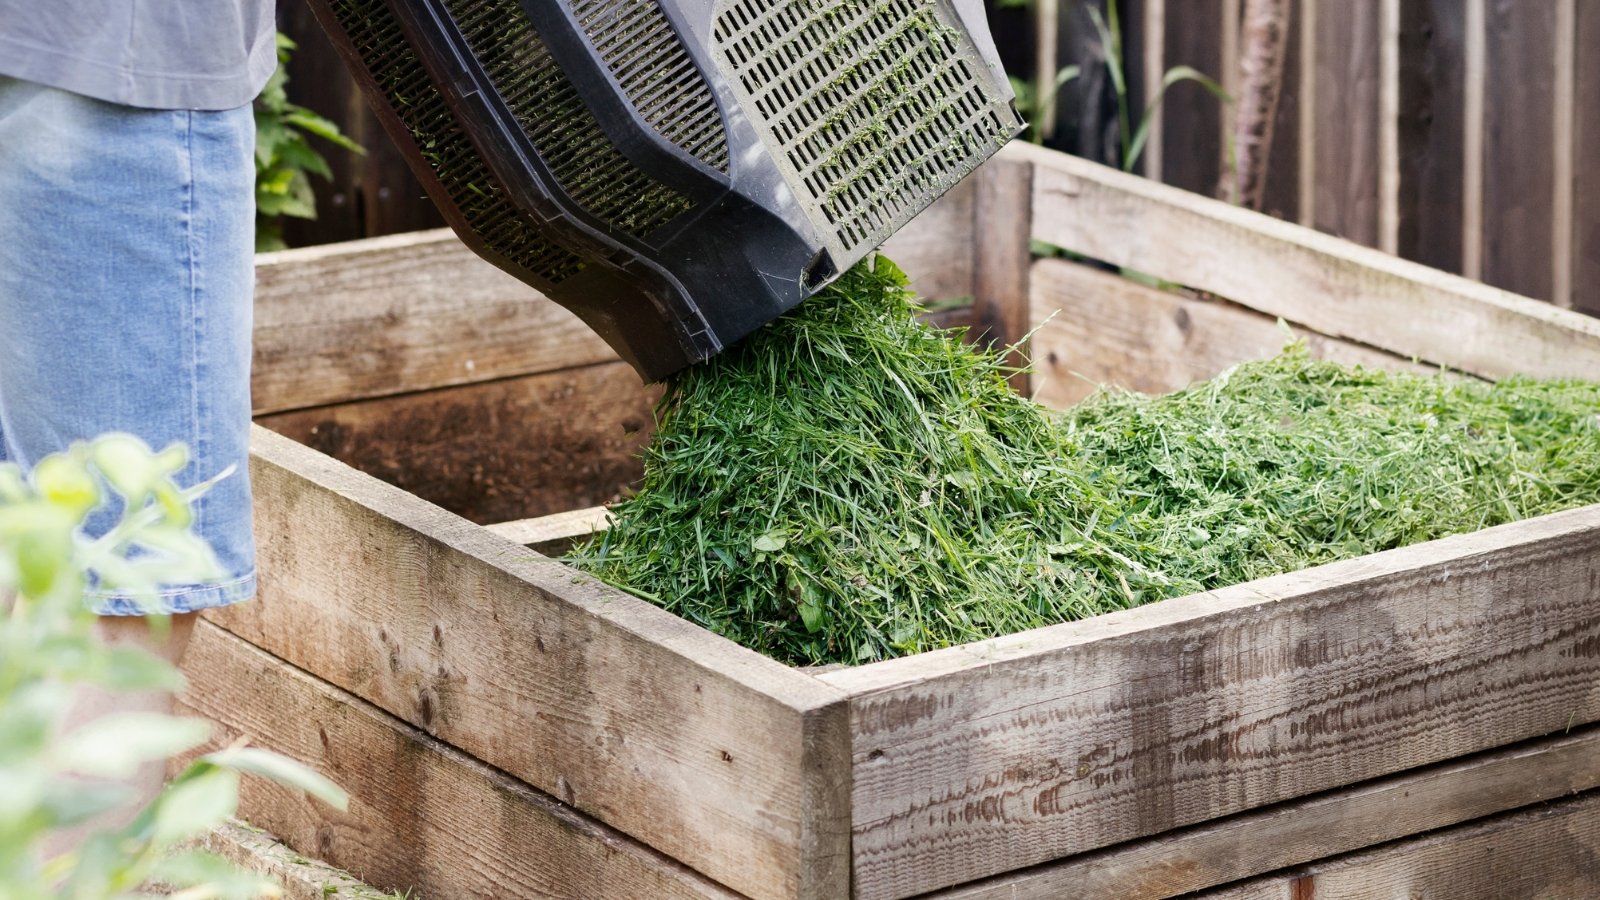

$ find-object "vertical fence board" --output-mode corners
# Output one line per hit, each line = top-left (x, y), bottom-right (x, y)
(1160, 0), (1227, 195)
(1575, 0), (1600, 316)
(1396, 0), (1467, 275)
(1257, 0), (1302, 221)
(1480, 0), (1557, 301)
(1121, 0), (1153, 175)
(1311, 1), (1382, 246)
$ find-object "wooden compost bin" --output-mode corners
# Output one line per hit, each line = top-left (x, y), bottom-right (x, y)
(178, 142), (1600, 900)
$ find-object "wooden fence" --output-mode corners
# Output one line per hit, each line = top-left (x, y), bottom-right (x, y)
(1025, 0), (1600, 317)
(275, 0), (1600, 318)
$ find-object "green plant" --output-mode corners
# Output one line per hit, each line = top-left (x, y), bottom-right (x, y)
(255, 33), (364, 253)
(1004, 0), (1227, 172)
(0, 434), (348, 897)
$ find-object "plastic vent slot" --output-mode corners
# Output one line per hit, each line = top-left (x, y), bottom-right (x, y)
(569, 0), (730, 172)
(443, 0), (695, 239)
(326, 0), (587, 285)
(714, 0), (1013, 253)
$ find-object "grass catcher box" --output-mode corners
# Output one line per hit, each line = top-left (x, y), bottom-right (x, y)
(178, 144), (1600, 900)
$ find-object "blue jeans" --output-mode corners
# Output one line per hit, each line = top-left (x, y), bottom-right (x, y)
(0, 77), (256, 614)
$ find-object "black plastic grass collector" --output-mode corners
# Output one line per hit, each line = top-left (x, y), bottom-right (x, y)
(309, 0), (1022, 380)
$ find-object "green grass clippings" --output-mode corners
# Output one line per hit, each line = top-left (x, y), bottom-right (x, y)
(568, 258), (1600, 666)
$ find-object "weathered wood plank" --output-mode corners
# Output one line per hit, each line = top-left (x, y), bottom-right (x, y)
(256, 361), (657, 525)
(1575, 0), (1600, 317)
(252, 230), (615, 416)
(821, 504), (1600, 898)
(1481, 0), (1558, 302)
(881, 173), (977, 304)
(485, 505), (612, 553)
(194, 821), (394, 900)
(178, 622), (742, 900)
(1198, 789), (1600, 899)
(972, 156), (1035, 388)
(1026, 258), (1432, 409)
(209, 426), (851, 900)
(1012, 142), (1600, 380)
(1312, 0), (1382, 247)
(1160, 0), (1226, 195)
(1396, 0), (1467, 275)
(1257, 0), (1303, 223)
(930, 723), (1600, 899)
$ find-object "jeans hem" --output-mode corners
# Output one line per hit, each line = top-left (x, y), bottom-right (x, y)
(89, 570), (256, 616)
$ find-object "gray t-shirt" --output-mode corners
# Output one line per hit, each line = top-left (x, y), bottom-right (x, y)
(0, 1), (277, 111)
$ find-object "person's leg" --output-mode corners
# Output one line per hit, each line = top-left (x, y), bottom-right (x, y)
(0, 76), (257, 612)
(0, 77), (258, 850)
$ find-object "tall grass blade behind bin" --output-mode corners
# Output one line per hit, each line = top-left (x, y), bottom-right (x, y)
(306, 0), (1022, 379)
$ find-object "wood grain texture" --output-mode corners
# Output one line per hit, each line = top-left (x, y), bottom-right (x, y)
(256, 361), (657, 525)
(1575, 0), (1600, 317)
(195, 821), (393, 900)
(932, 724), (1600, 899)
(821, 504), (1600, 898)
(1396, 0), (1467, 275)
(1481, 0), (1558, 302)
(485, 505), (612, 553)
(1199, 789), (1600, 899)
(881, 174), (978, 304)
(972, 156), (1035, 388)
(179, 622), (741, 900)
(1014, 143), (1600, 380)
(210, 426), (851, 900)
(1311, 0), (1382, 247)
(1256, 0), (1302, 222)
(1159, 0), (1226, 195)
(1027, 258), (1432, 409)
(252, 230), (614, 415)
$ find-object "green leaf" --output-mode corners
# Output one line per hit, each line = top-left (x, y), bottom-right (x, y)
(60, 714), (211, 778)
(154, 848), (280, 896)
(150, 766), (239, 844)
(752, 532), (787, 553)
(88, 433), (162, 500)
(205, 747), (349, 811)
(37, 780), (136, 828)
(101, 645), (185, 692)
(1125, 65), (1230, 172)
(31, 452), (99, 515)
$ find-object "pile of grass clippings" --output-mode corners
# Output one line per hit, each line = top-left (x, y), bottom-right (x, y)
(568, 258), (1600, 666)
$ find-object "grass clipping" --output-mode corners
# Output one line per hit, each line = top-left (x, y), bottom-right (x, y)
(569, 258), (1600, 666)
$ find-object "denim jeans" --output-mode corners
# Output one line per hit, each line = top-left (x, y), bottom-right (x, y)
(0, 77), (256, 614)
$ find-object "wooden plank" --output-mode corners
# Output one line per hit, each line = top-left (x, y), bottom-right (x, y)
(1481, 0), (1558, 301)
(252, 230), (615, 415)
(1015, 142), (1600, 381)
(1575, 0), (1600, 317)
(486, 505), (613, 552)
(821, 503), (1600, 898)
(930, 724), (1600, 899)
(1311, 0), (1382, 247)
(196, 821), (420, 900)
(178, 622), (742, 900)
(972, 156), (1035, 388)
(256, 361), (657, 526)
(1026, 258), (1433, 409)
(880, 175), (977, 304)
(1256, 0), (1302, 222)
(209, 426), (852, 900)
(1198, 789), (1600, 899)
(1157, 0), (1226, 195)
(1396, 0), (1467, 275)
(1159, 0), (1226, 195)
